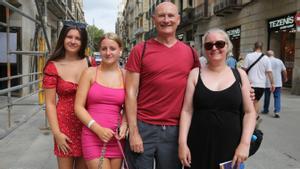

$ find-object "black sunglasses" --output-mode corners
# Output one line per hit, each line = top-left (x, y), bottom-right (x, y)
(204, 40), (226, 50)
(63, 20), (87, 29)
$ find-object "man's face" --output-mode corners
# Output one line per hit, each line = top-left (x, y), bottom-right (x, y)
(153, 3), (180, 36)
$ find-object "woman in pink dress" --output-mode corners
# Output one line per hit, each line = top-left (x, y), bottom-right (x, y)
(75, 32), (127, 169)
(43, 20), (95, 169)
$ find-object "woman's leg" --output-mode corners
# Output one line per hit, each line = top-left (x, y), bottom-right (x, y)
(86, 158), (112, 169)
(75, 157), (88, 169)
(57, 157), (74, 169)
(110, 158), (123, 169)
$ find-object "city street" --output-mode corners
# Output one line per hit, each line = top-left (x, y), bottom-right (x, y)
(0, 89), (300, 169)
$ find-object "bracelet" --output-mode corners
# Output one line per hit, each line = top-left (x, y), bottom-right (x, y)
(87, 119), (95, 128)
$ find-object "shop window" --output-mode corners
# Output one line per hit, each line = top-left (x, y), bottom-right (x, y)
(0, 5), (5, 23)
(269, 31), (295, 87)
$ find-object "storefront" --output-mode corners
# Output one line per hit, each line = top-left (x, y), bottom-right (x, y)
(226, 26), (241, 60)
(268, 13), (296, 87)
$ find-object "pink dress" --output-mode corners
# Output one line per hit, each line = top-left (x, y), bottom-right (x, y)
(81, 69), (125, 160)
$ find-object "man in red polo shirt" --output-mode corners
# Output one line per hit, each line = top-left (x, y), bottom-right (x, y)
(125, 2), (199, 169)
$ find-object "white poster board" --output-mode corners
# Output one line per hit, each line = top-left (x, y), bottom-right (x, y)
(0, 32), (17, 63)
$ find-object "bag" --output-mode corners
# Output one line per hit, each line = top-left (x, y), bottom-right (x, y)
(249, 128), (263, 156)
(232, 68), (263, 156)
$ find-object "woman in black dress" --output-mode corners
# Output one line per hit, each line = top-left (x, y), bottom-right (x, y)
(178, 28), (256, 169)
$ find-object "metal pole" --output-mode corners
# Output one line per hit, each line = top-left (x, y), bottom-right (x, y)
(0, 21), (7, 27)
(34, 0), (51, 51)
(0, 80), (41, 95)
(38, 37), (45, 105)
(5, 6), (11, 128)
(8, 51), (47, 55)
(0, 0), (41, 25)
(0, 72), (42, 82)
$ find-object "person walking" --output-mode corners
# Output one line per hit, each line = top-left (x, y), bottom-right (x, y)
(124, 2), (199, 169)
(199, 55), (207, 67)
(226, 52), (237, 68)
(75, 33), (127, 169)
(178, 28), (256, 169)
(262, 50), (288, 118)
(242, 41), (275, 119)
(43, 20), (95, 169)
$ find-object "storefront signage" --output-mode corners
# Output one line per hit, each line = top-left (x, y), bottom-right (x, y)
(268, 13), (295, 31)
(226, 26), (241, 39)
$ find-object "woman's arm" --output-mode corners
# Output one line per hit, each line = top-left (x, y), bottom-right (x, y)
(117, 68), (128, 140)
(44, 88), (59, 135)
(232, 68), (257, 165)
(178, 68), (199, 167)
(45, 88), (71, 154)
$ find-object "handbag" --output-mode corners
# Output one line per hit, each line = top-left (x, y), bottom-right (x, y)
(232, 68), (263, 156)
(249, 128), (263, 156)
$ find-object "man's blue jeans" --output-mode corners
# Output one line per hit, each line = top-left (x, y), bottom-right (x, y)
(263, 87), (281, 113)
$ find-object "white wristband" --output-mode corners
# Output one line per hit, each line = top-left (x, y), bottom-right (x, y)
(87, 119), (95, 128)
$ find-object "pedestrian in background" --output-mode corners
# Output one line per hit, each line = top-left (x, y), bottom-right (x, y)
(262, 50), (288, 118)
(75, 33), (127, 169)
(124, 2), (199, 169)
(226, 52), (237, 68)
(199, 55), (207, 67)
(178, 28), (256, 169)
(242, 41), (275, 119)
(43, 20), (95, 169)
(236, 54), (245, 68)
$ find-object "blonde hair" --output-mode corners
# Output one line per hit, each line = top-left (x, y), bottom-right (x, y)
(98, 32), (123, 49)
(202, 28), (233, 57)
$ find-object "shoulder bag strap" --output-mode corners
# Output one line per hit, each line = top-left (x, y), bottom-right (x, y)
(246, 53), (264, 74)
(140, 41), (147, 72)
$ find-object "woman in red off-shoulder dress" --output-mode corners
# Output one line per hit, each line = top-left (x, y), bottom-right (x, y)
(43, 20), (95, 169)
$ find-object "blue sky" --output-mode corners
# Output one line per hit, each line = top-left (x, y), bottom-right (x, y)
(83, 0), (119, 32)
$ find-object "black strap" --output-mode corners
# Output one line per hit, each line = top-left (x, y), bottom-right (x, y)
(140, 41), (147, 72)
(246, 53), (264, 74)
(232, 68), (242, 86)
(86, 56), (92, 67)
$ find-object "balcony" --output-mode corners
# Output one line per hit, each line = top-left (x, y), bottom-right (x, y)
(183, 4), (193, 12)
(194, 3), (213, 22)
(179, 9), (194, 28)
(134, 27), (144, 36)
(214, 0), (243, 17)
(47, 0), (66, 19)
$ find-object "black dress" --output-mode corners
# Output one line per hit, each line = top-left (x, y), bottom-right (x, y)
(187, 68), (243, 169)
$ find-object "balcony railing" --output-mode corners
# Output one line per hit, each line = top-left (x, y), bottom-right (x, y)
(214, 0), (243, 16)
(194, 3), (213, 21)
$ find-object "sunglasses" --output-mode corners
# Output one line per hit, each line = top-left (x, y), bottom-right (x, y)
(204, 40), (226, 50)
(63, 20), (87, 29)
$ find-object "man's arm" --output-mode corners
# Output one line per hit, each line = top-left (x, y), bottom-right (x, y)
(266, 71), (275, 92)
(125, 70), (144, 153)
(282, 70), (288, 83)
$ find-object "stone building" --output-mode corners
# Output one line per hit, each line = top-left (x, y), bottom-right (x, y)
(118, 0), (300, 94)
(0, 0), (85, 95)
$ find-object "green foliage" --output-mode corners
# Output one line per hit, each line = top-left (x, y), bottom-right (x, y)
(87, 25), (104, 52)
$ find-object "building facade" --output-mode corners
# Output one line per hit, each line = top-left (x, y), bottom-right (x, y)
(0, 0), (85, 95)
(118, 0), (300, 94)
